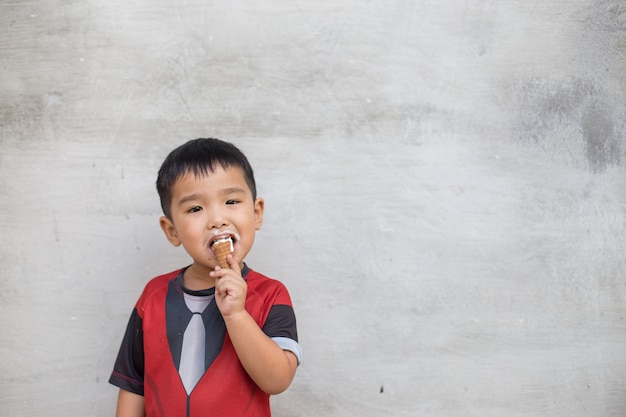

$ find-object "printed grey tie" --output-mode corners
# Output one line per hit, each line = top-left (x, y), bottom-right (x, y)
(179, 295), (212, 395)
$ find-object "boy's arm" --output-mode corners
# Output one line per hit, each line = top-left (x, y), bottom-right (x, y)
(212, 258), (298, 394)
(224, 310), (298, 394)
(116, 389), (145, 417)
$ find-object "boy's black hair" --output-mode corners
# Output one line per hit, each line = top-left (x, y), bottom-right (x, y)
(156, 138), (257, 218)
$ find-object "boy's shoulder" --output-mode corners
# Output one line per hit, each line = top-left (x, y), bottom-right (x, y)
(146, 268), (181, 287)
(245, 267), (292, 303)
(246, 267), (283, 287)
(138, 269), (182, 300)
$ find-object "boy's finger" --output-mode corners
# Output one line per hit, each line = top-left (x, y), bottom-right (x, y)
(226, 254), (240, 272)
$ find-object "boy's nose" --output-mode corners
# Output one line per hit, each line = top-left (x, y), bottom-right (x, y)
(207, 208), (228, 229)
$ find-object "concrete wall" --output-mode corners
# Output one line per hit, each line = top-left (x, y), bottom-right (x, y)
(1, 1), (625, 416)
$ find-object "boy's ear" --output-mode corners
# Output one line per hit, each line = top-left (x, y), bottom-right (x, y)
(160, 216), (182, 246)
(254, 198), (264, 231)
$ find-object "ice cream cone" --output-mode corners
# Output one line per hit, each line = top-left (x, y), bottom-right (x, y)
(212, 238), (233, 268)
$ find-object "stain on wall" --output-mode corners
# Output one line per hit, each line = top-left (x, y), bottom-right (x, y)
(511, 77), (623, 171)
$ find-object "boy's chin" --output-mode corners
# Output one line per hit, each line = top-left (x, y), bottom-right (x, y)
(189, 261), (218, 271)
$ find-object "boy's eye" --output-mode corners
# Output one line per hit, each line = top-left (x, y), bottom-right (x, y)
(226, 200), (238, 205)
(188, 206), (202, 213)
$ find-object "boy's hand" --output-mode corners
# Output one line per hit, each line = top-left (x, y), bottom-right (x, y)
(210, 254), (247, 317)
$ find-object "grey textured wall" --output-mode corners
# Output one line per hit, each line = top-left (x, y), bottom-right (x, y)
(1, 1), (625, 416)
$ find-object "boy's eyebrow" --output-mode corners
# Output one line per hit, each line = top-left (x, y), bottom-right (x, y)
(177, 193), (202, 206)
(221, 186), (247, 195)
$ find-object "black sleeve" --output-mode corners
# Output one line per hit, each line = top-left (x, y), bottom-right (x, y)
(261, 304), (298, 342)
(108, 308), (145, 395)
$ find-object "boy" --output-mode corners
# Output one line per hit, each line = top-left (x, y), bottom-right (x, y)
(109, 138), (301, 417)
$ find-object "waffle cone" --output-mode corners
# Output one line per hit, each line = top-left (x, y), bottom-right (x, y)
(212, 239), (233, 268)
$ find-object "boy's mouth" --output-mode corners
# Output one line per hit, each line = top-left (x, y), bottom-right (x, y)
(209, 232), (238, 268)
(209, 232), (238, 252)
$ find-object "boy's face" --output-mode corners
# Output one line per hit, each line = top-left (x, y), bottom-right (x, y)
(159, 165), (264, 273)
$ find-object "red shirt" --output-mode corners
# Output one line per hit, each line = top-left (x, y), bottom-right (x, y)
(110, 266), (299, 417)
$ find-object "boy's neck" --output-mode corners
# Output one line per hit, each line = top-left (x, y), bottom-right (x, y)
(182, 263), (249, 291)
(182, 264), (216, 291)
